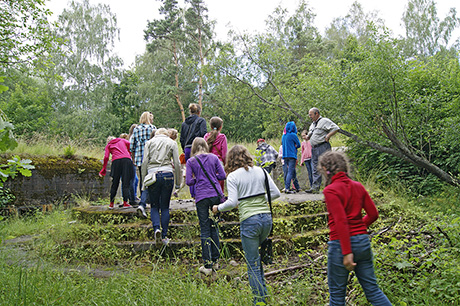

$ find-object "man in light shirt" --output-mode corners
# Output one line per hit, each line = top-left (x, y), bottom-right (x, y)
(306, 107), (339, 193)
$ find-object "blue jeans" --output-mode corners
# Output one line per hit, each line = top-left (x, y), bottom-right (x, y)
(284, 157), (300, 191)
(304, 159), (313, 188)
(311, 142), (331, 190)
(240, 213), (273, 305)
(328, 235), (392, 306)
(196, 196), (220, 268)
(148, 172), (174, 239)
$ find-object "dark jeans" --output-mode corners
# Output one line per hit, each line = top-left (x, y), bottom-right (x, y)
(121, 164), (137, 203)
(284, 157), (300, 191)
(328, 235), (392, 306)
(196, 196), (221, 268)
(110, 158), (133, 202)
(148, 171), (174, 239)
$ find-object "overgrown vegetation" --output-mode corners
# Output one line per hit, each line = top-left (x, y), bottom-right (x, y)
(1, 180), (459, 305)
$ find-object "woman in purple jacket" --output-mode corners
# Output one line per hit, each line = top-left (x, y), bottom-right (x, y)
(186, 137), (226, 276)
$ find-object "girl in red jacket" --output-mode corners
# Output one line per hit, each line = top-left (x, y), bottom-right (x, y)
(319, 151), (391, 306)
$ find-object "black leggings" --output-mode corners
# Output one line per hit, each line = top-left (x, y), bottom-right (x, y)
(110, 158), (134, 202)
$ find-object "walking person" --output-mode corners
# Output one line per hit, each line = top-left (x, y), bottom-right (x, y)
(319, 151), (392, 306)
(204, 116), (227, 191)
(305, 107), (339, 193)
(212, 145), (280, 305)
(282, 121), (301, 194)
(99, 136), (134, 209)
(186, 138), (226, 275)
(141, 128), (181, 245)
(180, 103), (207, 198)
(131, 112), (156, 218)
(255, 139), (278, 174)
(300, 130), (313, 189)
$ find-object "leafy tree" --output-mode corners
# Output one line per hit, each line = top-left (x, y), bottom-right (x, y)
(0, 0), (60, 68)
(184, 0), (215, 111)
(402, 0), (460, 57)
(331, 33), (460, 188)
(144, 0), (187, 122)
(48, 0), (123, 141)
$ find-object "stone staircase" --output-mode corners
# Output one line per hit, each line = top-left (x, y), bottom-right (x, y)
(71, 193), (328, 261)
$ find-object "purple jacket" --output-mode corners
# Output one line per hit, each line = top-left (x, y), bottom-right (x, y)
(186, 153), (226, 203)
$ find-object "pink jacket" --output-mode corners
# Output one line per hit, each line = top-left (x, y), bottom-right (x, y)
(204, 132), (227, 164)
(301, 140), (312, 163)
(99, 138), (131, 176)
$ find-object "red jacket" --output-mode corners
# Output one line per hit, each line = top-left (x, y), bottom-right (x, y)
(323, 172), (379, 255)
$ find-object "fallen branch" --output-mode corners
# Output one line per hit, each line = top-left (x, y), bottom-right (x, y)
(264, 264), (310, 277)
(370, 216), (402, 238)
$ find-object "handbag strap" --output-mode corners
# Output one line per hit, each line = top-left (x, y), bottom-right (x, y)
(262, 168), (273, 235)
(195, 156), (223, 198)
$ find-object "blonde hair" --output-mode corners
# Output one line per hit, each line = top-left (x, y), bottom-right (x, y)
(119, 133), (129, 140)
(139, 112), (153, 124)
(189, 103), (201, 115)
(106, 136), (115, 144)
(168, 128), (178, 140)
(318, 151), (350, 185)
(225, 145), (253, 174)
(206, 117), (223, 151)
(191, 137), (209, 157)
(155, 128), (169, 136)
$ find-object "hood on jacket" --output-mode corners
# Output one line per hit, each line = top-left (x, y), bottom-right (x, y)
(285, 121), (297, 134)
(109, 138), (125, 145)
(184, 114), (199, 125)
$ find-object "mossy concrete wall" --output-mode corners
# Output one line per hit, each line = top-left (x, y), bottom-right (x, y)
(2, 154), (110, 206)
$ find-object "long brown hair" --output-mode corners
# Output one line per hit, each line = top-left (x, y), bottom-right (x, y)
(191, 137), (209, 157)
(318, 151), (350, 185)
(225, 145), (253, 174)
(206, 117), (223, 151)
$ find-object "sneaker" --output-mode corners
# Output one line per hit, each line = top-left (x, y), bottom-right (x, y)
(137, 206), (148, 219)
(285, 190), (295, 194)
(305, 188), (320, 194)
(154, 229), (161, 243)
(199, 266), (212, 276)
(212, 263), (219, 270)
(162, 237), (170, 245)
(108, 202), (114, 209)
(122, 202), (133, 208)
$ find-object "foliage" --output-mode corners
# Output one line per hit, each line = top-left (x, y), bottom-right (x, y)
(0, 0), (61, 68)
(63, 145), (76, 159)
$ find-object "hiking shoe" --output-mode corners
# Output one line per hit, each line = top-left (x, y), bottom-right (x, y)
(137, 206), (148, 219)
(162, 237), (170, 245)
(199, 266), (212, 276)
(108, 202), (114, 209)
(154, 229), (161, 243)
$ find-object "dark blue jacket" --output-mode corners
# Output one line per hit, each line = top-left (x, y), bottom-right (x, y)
(282, 121), (301, 159)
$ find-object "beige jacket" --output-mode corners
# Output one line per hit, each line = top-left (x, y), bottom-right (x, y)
(141, 134), (181, 189)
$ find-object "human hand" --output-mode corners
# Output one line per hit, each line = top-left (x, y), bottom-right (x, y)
(98, 173), (104, 178)
(343, 253), (356, 271)
(212, 205), (219, 214)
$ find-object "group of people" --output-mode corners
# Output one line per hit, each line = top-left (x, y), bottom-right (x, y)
(99, 105), (391, 306)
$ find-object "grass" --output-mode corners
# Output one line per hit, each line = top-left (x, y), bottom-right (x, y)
(1, 182), (459, 305)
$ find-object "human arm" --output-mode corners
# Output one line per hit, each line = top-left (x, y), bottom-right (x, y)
(361, 184), (379, 227)
(99, 145), (111, 177)
(325, 129), (339, 142)
(185, 159), (196, 187)
(213, 174), (238, 213)
(266, 169), (281, 201)
(140, 142), (150, 184)
(324, 188), (352, 255)
(179, 123), (186, 150)
(215, 157), (226, 181)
